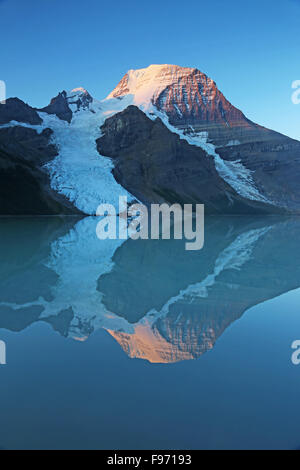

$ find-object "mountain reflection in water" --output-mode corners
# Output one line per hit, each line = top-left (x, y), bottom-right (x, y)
(0, 215), (300, 363)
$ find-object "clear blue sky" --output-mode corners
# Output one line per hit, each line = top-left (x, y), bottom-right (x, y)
(0, 0), (299, 140)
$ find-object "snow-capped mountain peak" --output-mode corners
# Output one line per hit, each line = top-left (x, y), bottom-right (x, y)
(39, 87), (99, 123)
(105, 63), (255, 146)
(70, 87), (89, 95)
(106, 64), (209, 110)
(67, 87), (94, 112)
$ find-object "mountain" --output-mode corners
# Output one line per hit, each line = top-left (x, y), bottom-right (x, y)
(0, 64), (300, 214)
(0, 97), (42, 125)
(107, 64), (287, 146)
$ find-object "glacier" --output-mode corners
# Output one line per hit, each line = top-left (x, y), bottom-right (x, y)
(143, 104), (271, 204)
(40, 108), (135, 215)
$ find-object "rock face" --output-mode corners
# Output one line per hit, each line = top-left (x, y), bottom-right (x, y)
(38, 88), (94, 123)
(107, 64), (285, 147)
(0, 123), (82, 215)
(39, 91), (73, 123)
(0, 126), (57, 165)
(0, 148), (75, 215)
(97, 105), (278, 214)
(217, 138), (300, 211)
(0, 97), (42, 125)
(67, 87), (94, 111)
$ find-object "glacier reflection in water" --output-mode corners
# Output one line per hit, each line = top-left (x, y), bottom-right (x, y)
(0, 216), (300, 362)
(1, 216), (300, 449)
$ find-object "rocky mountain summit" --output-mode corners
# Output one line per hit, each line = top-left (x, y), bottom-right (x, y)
(107, 64), (286, 147)
(38, 87), (94, 123)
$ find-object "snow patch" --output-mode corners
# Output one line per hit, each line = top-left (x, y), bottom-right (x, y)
(0, 121), (45, 132)
(226, 139), (241, 146)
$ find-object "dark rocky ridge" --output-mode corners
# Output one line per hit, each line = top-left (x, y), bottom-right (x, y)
(0, 147), (75, 215)
(38, 89), (94, 123)
(38, 91), (73, 123)
(97, 106), (281, 214)
(0, 126), (57, 165)
(0, 97), (42, 125)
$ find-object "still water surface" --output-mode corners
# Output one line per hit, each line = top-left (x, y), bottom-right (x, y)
(0, 216), (300, 449)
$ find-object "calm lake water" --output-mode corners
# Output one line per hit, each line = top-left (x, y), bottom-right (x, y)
(1, 215), (300, 450)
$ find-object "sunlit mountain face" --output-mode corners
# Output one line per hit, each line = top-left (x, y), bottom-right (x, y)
(1, 215), (300, 364)
(107, 64), (266, 145)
